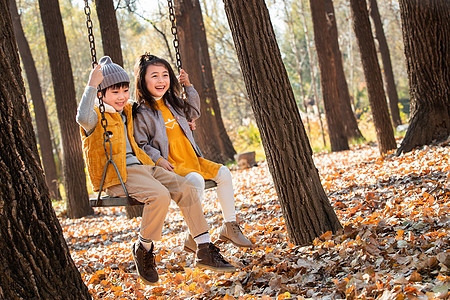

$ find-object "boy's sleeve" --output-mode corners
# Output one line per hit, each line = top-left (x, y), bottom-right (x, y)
(76, 86), (98, 135)
(185, 85), (201, 120)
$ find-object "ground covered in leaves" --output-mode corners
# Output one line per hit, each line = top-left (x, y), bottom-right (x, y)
(57, 143), (450, 299)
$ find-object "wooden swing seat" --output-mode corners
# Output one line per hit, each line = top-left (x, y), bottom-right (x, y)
(90, 179), (217, 207)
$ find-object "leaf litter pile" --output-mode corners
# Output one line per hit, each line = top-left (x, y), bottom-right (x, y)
(58, 143), (449, 299)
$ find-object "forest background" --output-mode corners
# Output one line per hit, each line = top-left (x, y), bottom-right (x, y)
(18, 0), (409, 187)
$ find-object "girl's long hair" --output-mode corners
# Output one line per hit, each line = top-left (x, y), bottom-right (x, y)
(134, 53), (198, 118)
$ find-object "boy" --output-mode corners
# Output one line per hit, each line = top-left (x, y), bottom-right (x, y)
(76, 56), (236, 285)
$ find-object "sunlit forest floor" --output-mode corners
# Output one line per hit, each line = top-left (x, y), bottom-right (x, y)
(55, 141), (449, 299)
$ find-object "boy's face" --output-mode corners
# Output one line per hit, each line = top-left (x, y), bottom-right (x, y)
(102, 86), (129, 112)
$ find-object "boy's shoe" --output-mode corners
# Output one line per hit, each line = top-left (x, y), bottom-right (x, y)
(195, 243), (238, 272)
(184, 232), (197, 253)
(132, 241), (158, 285)
(219, 221), (255, 248)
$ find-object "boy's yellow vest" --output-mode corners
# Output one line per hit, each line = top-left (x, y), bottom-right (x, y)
(80, 103), (154, 192)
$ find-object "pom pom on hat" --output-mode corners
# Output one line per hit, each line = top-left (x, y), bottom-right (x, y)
(98, 56), (130, 90)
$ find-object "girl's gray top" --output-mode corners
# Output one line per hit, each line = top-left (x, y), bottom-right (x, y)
(133, 85), (202, 164)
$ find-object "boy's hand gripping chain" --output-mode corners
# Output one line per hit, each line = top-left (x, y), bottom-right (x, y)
(84, 0), (131, 205)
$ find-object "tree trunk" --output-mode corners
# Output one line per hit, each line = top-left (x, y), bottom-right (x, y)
(324, 0), (364, 142)
(368, 0), (402, 127)
(96, 0), (143, 218)
(0, 2), (91, 297)
(350, 0), (397, 155)
(9, 0), (61, 200)
(223, 0), (342, 246)
(174, 0), (236, 164)
(95, 0), (123, 66)
(396, 0), (450, 154)
(38, 0), (93, 218)
(309, 0), (349, 152)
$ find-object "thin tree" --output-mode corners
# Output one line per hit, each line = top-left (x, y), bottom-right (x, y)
(95, 0), (143, 218)
(309, 0), (349, 152)
(95, 0), (123, 66)
(350, 0), (396, 155)
(223, 0), (342, 245)
(174, 0), (236, 164)
(368, 0), (402, 127)
(282, 0), (311, 138)
(324, 0), (364, 142)
(0, 1), (91, 297)
(9, 0), (61, 200)
(298, 0), (326, 148)
(396, 0), (450, 154)
(38, 0), (93, 218)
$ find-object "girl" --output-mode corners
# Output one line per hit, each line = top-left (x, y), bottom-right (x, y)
(133, 53), (254, 252)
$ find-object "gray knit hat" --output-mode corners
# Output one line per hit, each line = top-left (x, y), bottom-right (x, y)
(98, 56), (130, 90)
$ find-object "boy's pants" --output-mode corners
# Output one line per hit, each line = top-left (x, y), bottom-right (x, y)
(105, 165), (209, 241)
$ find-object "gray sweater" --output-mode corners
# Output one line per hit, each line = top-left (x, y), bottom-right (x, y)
(133, 85), (202, 164)
(76, 86), (140, 166)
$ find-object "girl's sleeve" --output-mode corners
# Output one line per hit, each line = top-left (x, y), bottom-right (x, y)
(185, 85), (201, 120)
(133, 112), (165, 163)
(76, 86), (98, 135)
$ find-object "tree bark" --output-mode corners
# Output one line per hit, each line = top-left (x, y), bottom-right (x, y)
(0, 2), (91, 297)
(38, 0), (93, 218)
(324, 0), (364, 142)
(309, 0), (349, 152)
(350, 0), (397, 155)
(95, 0), (123, 66)
(174, 0), (236, 164)
(223, 0), (342, 245)
(9, 0), (61, 200)
(368, 0), (402, 127)
(396, 0), (450, 154)
(96, 0), (143, 218)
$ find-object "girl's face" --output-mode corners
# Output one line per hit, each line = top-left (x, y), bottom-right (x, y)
(144, 64), (170, 99)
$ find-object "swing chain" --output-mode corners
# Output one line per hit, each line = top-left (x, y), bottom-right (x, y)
(83, 2), (97, 68)
(83, 0), (112, 160)
(167, 0), (187, 100)
(167, 0), (182, 73)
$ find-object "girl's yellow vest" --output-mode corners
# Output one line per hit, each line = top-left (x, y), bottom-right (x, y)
(80, 103), (154, 192)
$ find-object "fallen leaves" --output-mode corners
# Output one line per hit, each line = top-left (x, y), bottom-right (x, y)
(56, 143), (450, 299)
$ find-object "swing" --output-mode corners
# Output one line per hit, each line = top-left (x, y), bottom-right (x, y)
(83, 0), (216, 207)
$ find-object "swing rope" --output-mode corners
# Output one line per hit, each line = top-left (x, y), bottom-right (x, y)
(84, 0), (131, 206)
(167, 0), (187, 100)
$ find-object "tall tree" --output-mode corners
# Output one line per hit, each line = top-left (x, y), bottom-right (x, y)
(0, 1), (91, 297)
(223, 0), (342, 245)
(309, 0), (349, 152)
(350, 0), (396, 155)
(94, 0), (143, 219)
(174, 0), (236, 164)
(95, 0), (123, 66)
(368, 0), (402, 127)
(9, 0), (61, 200)
(324, 0), (364, 142)
(38, 0), (93, 218)
(396, 0), (450, 154)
